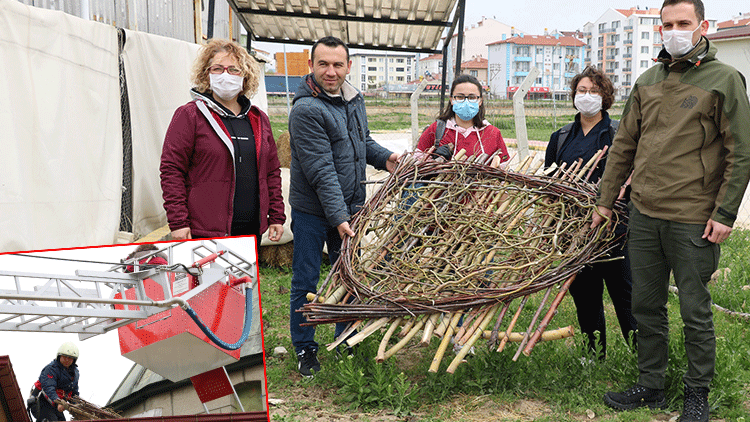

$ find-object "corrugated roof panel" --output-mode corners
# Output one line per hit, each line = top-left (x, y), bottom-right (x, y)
(228, 0), (458, 53)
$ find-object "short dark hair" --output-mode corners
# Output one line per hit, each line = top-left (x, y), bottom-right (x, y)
(570, 66), (615, 111)
(311, 36), (349, 62)
(437, 74), (486, 127)
(661, 0), (704, 21)
(126, 243), (158, 260)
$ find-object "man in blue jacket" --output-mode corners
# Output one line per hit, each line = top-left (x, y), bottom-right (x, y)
(288, 36), (399, 377)
(29, 342), (80, 421)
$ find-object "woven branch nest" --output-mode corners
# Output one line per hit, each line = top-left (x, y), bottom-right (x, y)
(301, 149), (626, 370)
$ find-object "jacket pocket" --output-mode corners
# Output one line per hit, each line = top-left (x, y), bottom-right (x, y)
(689, 231), (720, 281)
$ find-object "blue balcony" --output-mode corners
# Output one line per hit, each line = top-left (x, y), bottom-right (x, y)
(514, 56), (532, 62)
(514, 71), (530, 77)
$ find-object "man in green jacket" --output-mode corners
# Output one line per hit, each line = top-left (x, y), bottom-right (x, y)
(592, 1), (750, 421)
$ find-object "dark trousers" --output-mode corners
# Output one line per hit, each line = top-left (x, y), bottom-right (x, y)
(628, 205), (718, 390)
(37, 399), (65, 421)
(569, 238), (638, 358)
(289, 209), (348, 354)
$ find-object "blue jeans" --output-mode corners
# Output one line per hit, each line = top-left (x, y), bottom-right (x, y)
(289, 209), (348, 354)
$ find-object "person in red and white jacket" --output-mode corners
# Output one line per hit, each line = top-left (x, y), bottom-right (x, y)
(30, 342), (80, 421)
(122, 243), (168, 273)
(416, 74), (509, 164)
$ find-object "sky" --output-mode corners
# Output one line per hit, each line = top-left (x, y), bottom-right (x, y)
(252, 0), (746, 56)
(0, 238), (257, 414)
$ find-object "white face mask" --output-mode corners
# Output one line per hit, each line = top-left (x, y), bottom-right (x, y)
(209, 73), (243, 101)
(574, 93), (603, 117)
(662, 25), (701, 57)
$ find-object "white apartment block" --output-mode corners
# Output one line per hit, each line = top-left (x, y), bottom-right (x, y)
(419, 53), (443, 80)
(347, 52), (417, 92)
(487, 34), (586, 99)
(582, 7), (717, 99)
(448, 18), (520, 68)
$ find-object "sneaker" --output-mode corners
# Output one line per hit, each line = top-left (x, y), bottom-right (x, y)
(603, 384), (666, 410)
(679, 385), (709, 422)
(296, 348), (321, 378)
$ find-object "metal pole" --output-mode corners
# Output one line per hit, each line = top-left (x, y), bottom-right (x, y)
(385, 51), (389, 97)
(283, 44), (291, 116)
(226, 367), (246, 411)
(454, 0), (466, 76)
(79, 0), (89, 19)
(207, 0), (215, 40)
(439, 43), (449, 111)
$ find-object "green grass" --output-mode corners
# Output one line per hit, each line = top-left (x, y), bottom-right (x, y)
(267, 98), (624, 144)
(261, 230), (750, 421)
(262, 102), (749, 419)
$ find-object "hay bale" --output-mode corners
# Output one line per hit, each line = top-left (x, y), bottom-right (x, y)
(276, 131), (291, 168)
(259, 241), (294, 267)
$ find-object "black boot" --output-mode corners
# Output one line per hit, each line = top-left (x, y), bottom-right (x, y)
(603, 384), (666, 410)
(679, 384), (709, 422)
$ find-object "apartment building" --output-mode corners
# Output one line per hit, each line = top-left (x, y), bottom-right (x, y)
(581, 7), (717, 98)
(447, 17), (518, 74)
(487, 33), (585, 99)
(461, 57), (488, 87)
(419, 53), (443, 80)
(347, 52), (417, 91)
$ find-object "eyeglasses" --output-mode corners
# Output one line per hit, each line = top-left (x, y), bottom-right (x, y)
(208, 64), (242, 75)
(576, 88), (600, 95)
(452, 94), (480, 103)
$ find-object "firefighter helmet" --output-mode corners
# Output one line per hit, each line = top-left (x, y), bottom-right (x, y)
(57, 342), (79, 360)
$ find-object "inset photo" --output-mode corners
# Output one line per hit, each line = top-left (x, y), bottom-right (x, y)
(0, 237), (269, 421)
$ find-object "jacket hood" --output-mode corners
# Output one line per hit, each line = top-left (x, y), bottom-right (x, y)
(190, 89), (252, 118)
(292, 74), (360, 104)
(656, 36), (715, 69)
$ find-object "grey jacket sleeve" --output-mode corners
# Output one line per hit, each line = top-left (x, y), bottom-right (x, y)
(289, 102), (351, 227)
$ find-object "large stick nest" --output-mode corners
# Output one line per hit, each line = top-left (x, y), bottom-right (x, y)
(304, 152), (624, 323)
(300, 150), (626, 369)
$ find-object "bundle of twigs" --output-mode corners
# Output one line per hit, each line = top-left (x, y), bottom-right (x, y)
(57, 397), (121, 420)
(301, 147), (626, 372)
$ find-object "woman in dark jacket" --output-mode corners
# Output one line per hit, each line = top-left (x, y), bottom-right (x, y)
(160, 39), (285, 244)
(545, 66), (637, 359)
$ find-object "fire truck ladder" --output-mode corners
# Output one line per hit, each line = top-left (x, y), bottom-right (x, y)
(0, 239), (257, 341)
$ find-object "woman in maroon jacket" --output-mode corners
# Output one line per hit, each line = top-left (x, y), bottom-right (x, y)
(160, 39), (285, 243)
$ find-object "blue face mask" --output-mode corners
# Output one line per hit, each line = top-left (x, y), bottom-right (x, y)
(452, 100), (480, 122)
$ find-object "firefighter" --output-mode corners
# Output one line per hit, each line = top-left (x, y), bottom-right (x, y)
(28, 342), (80, 421)
(123, 243), (168, 273)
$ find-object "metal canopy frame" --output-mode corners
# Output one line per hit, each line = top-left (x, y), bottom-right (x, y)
(208, 0), (467, 104)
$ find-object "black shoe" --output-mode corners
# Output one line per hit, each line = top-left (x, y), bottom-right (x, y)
(603, 384), (666, 410)
(296, 348), (321, 378)
(679, 385), (709, 422)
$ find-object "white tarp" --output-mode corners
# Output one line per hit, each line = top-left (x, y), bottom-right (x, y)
(0, 0), (122, 252)
(121, 30), (200, 239)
